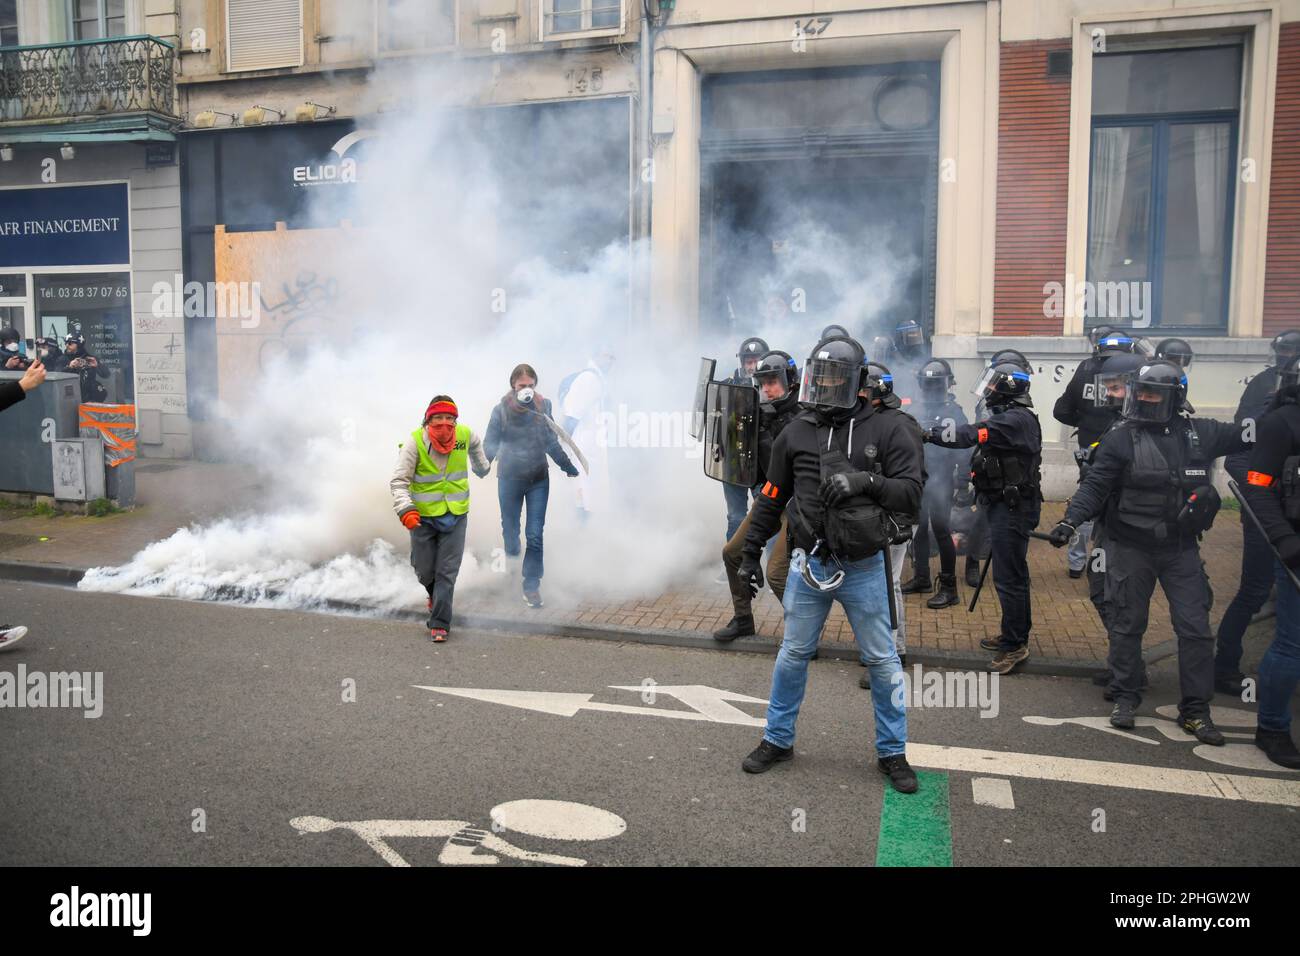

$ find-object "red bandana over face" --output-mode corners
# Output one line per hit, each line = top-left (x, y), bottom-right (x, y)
(427, 423), (456, 454)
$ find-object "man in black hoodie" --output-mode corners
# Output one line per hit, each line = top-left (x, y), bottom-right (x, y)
(736, 336), (923, 793)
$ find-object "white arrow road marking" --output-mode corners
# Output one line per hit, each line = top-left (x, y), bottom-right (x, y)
(413, 685), (766, 726)
(971, 777), (1016, 810)
(416, 685), (1300, 806)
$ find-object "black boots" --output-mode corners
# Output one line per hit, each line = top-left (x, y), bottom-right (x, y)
(713, 615), (756, 642)
(926, 574), (959, 609)
(1255, 728), (1300, 769)
(965, 557), (982, 589)
(900, 572), (932, 594)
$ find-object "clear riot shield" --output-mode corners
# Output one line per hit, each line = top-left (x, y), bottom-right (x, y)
(702, 380), (759, 488)
(690, 357), (717, 441)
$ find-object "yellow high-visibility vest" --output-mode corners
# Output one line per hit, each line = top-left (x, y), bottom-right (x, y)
(409, 424), (471, 517)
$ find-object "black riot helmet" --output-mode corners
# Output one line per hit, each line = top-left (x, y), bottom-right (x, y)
(1094, 331), (1137, 357)
(753, 349), (799, 398)
(737, 336), (769, 370)
(893, 319), (925, 356)
(1122, 361), (1187, 425)
(1093, 352), (1146, 409)
(916, 358), (955, 400)
(801, 336), (867, 411)
(1088, 324), (1121, 348)
(1154, 337), (1194, 369)
(820, 324), (850, 341)
(974, 361), (1032, 408)
(990, 348), (1032, 373)
(1271, 329), (1300, 369)
(864, 361), (894, 400)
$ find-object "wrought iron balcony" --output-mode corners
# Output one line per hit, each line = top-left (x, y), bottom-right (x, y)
(0, 35), (176, 125)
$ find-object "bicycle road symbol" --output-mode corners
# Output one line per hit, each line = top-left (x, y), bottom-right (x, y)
(291, 799), (628, 867)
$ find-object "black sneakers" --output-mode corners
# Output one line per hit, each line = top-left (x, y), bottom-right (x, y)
(713, 615), (756, 642)
(1255, 728), (1300, 769)
(523, 590), (544, 609)
(1177, 714), (1225, 746)
(742, 739), (793, 773)
(1109, 701), (1137, 729)
(979, 635), (1002, 651)
(877, 755), (919, 794)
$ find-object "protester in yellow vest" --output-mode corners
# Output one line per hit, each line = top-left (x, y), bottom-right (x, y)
(391, 395), (490, 642)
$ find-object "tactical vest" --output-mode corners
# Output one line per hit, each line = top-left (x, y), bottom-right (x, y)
(409, 424), (471, 517)
(970, 430), (1040, 508)
(1113, 422), (1214, 540)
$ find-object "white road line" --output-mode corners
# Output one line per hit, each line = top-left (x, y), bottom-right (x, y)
(971, 777), (1016, 809)
(909, 743), (1300, 807)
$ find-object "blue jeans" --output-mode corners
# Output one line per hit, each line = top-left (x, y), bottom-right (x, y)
(1259, 562), (1300, 734)
(1214, 515), (1275, 678)
(498, 476), (549, 592)
(763, 550), (907, 757)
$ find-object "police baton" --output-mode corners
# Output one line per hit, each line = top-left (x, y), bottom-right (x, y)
(1227, 479), (1300, 594)
(968, 530), (1056, 612)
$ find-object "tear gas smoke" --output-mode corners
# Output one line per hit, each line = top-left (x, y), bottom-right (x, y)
(81, 60), (918, 614)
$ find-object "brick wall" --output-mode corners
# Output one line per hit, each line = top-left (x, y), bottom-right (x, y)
(1264, 22), (1300, 335)
(993, 41), (1073, 335)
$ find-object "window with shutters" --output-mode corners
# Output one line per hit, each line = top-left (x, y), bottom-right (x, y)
(225, 0), (303, 73)
(381, 0), (456, 53)
(541, 0), (623, 40)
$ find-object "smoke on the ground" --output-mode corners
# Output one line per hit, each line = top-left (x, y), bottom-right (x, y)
(81, 58), (916, 612)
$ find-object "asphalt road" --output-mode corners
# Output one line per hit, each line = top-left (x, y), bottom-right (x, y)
(1, 581), (1297, 867)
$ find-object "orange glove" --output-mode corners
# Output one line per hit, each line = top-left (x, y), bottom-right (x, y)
(401, 511), (421, 530)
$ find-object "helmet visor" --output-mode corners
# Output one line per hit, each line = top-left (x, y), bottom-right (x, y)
(1123, 381), (1177, 423)
(753, 368), (789, 400)
(970, 365), (1000, 398)
(800, 358), (858, 409)
(895, 325), (924, 349)
(1093, 370), (1133, 408)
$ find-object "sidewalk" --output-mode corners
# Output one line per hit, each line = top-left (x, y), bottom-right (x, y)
(0, 459), (1261, 673)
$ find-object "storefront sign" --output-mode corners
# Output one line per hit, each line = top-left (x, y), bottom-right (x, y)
(0, 184), (131, 267)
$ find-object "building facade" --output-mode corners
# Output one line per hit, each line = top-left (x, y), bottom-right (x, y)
(4, 0), (1299, 494)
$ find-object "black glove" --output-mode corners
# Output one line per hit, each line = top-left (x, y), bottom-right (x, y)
(563, 463), (579, 478)
(821, 471), (875, 506)
(1047, 520), (1075, 548)
(1277, 535), (1300, 570)
(925, 424), (945, 444)
(737, 554), (765, 599)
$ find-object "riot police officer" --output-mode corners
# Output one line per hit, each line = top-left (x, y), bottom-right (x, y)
(903, 358), (968, 608)
(1238, 354), (1300, 768)
(1054, 331), (1139, 578)
(1154, 338), (1194, 369)
(1048, 362), (1246, 740)
(716, 349), (801, 641)
(928, 360), (1042, 674)
(737, 335), (923, 793)
(720, 337), (770, 555)
(1214, 328), (1300, 696)
(1079, 351), (1148, 693)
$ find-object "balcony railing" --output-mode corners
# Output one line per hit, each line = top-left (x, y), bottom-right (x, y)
(0, 35), (176, 124)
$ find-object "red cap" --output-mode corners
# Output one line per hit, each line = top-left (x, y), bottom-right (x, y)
(424, 398), (458, 422)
